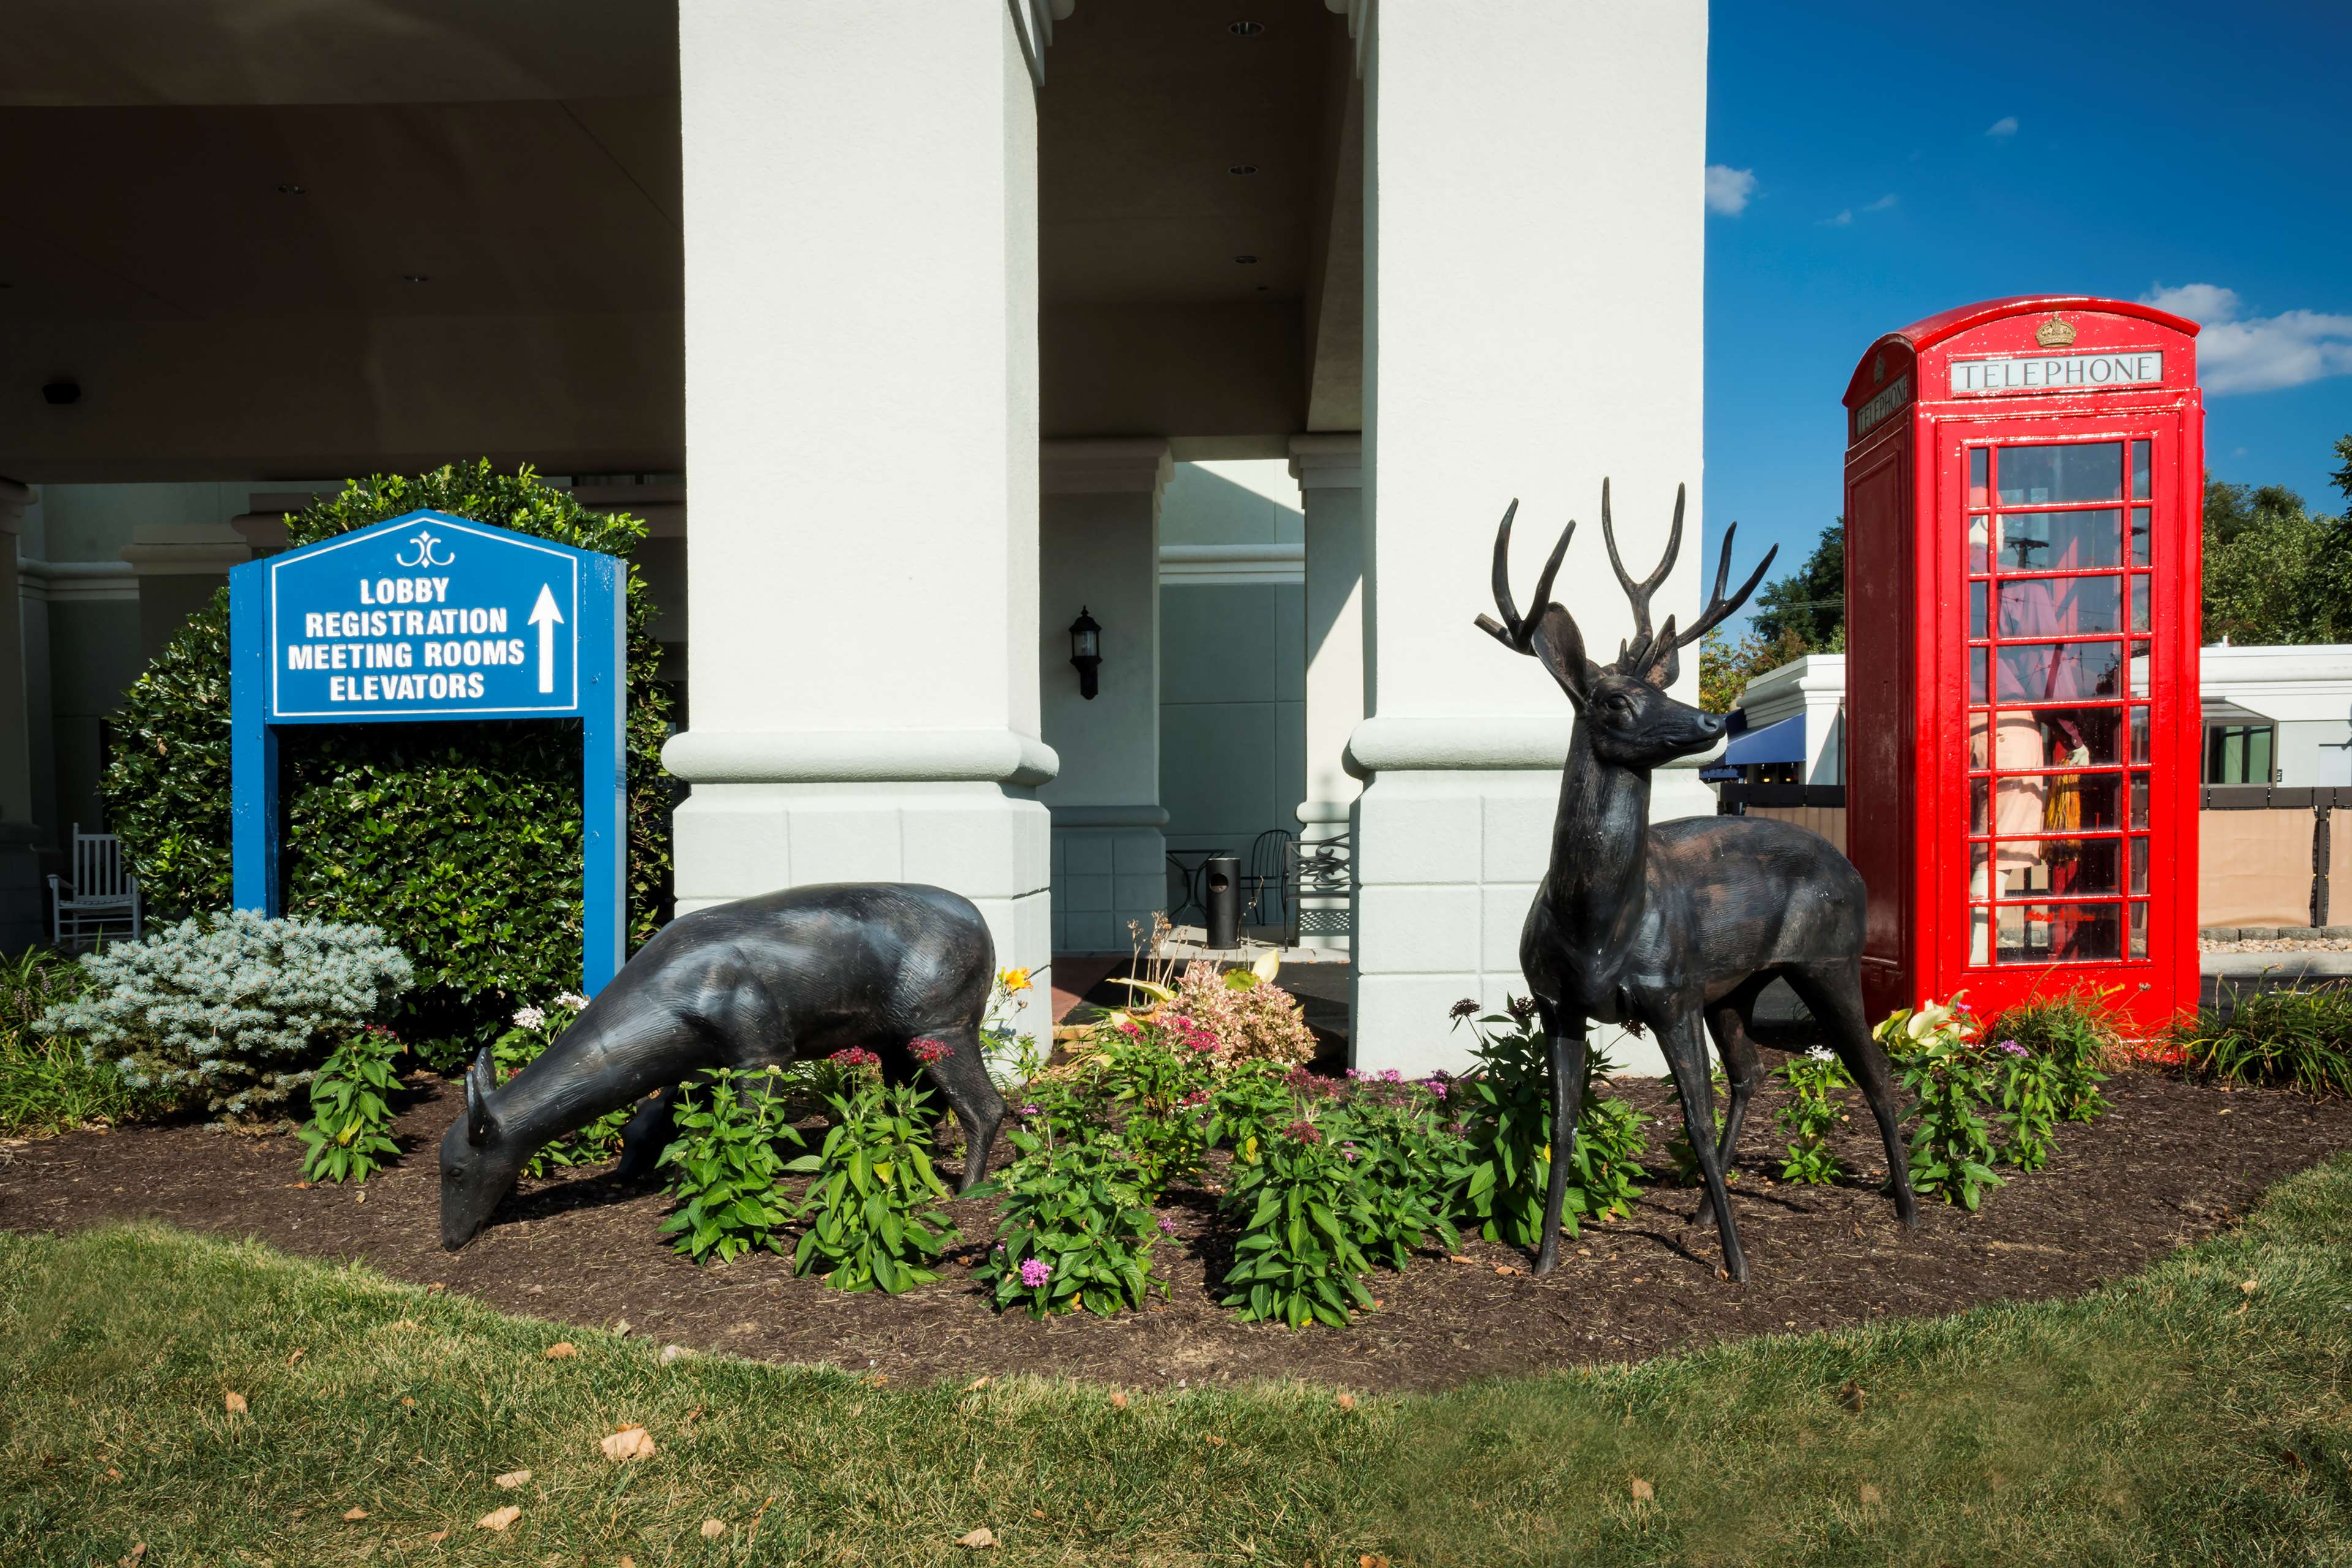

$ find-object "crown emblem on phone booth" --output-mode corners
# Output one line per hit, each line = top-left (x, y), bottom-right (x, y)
(2034, 315), (2077, 348)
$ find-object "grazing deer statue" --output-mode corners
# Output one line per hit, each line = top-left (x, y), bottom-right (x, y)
(1476, 481), (1918, 1281)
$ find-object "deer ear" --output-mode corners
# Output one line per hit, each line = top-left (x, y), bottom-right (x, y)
(465, 1046), (500, 1148)
(1643, 614), (1682, 688)
(1528, 605), (1596, 707)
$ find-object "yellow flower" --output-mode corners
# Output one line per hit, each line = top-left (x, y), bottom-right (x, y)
(1000, 967), (1033, 995)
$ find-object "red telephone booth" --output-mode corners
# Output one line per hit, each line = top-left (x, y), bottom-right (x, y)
(1842, 295), (2203, 1031)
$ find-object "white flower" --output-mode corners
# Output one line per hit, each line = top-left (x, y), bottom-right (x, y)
(555, 992), (590, 1011)
(512, 1005), (547, 1030)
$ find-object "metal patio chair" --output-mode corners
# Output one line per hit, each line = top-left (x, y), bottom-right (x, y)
(49, 824), (141, 950)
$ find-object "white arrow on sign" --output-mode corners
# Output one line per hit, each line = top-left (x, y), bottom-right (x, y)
(528, 584), (564, 695)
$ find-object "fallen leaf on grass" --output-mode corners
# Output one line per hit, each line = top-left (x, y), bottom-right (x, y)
(2241, 1279), (2260, 1294)
(286, 1348), (304, 1366)
(1110, 1392), (1128, 1409)
(1839, 1381), (1866, 1414)
(344, 1507), (369, 1521)
(401, 1396), (417, 1408)
(612, 1317), (631, 1336)
(389, 1319), (421, 1332)
(223, 1392), (247, 1415)
(543, 1343), (577, 1360)
(1031, 1509), (1046, 1518)
(700, 1519), (726, 1540)
(494, 1469), (532, 1489)
(102, 1467), (122, 1482)
(659, 1344), (691, 1365)
(477, 1505), (521, 1532)
(619, 1558), (635, 1568)
(965, 1376), (990, 1392)
(426, 1282), (447, 1293)
(1447, 1255), (1475, 1265)
(865, 1373), (891, 1387)
(426, 1529), (449, 1544)
(1495, 1265), (1523, 1277)
(600, 1425), (657, 1462)
(1629, 1477), (1655, 1502)
(118, 1546), (145, 1567)
(957, 1527), (998, 1549)
(1859, 1483), (1883, 1506)
(1336, 1393), (1357, 1411)
(1360, 1556), (1390, 1568)
(1204, 1434), (1228, 1447)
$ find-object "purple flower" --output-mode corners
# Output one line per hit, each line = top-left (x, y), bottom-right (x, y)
(1156, 1216), (1178, 1236)
(1344, 1068), (1362, 1080)
(1340, 1142), (1362, 1163)
(1019, 1257), (1052, 1289)
(1996, 1039), (2028, 1057)
(1449, 998), (1479, 1020)
(1428, 1082), (1449, 1101)
(1017, 1102), (1041, 1118)
(1507, 995), (1540, 1026)
(1379, 1069), (1402, 1084)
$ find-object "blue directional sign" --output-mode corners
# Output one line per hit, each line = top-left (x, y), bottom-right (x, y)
(229, 510), (627, 993)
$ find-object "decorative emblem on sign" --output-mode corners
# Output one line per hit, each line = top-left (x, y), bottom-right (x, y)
(2035, 315), (2077, 349)
(1872, 352), (1887, 386)
(394, 528), (458, 568)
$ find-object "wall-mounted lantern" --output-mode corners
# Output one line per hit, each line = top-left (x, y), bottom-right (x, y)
(1068, 606), (1102, 699)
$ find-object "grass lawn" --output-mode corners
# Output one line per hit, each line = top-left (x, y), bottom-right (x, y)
(7, 1158), (2352, 1566)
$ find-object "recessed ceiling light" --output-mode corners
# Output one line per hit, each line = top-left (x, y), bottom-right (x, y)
(1234, 255), (1259, 265)
(1227, 164), (1258, 176)
(402, 274), (430, 284)
(276, 183), (306, 195)
(1228, 20), (1264, 36)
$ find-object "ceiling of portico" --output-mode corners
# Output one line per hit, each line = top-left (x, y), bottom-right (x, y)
(0, 0), (1358, 480)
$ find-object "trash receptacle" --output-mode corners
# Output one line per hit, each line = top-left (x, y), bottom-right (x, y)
(1203, 854), (1240, 949)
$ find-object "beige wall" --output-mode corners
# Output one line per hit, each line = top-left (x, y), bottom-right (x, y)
(1747, 805), (1848, 857)
(2201, 810), (2318, 929)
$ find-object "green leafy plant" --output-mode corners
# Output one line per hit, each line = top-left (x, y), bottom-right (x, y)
(970, 1124), (1163, 1319)
(1442, 1006), (1648, 1249)
(1774, 1051), (1852, 1185)
(1991, 1039), (2063, 1171)
(1097, 1024), (1213, 1197)
(1325, 1091), (1462, 1268)
(99, 461), (676, 1071)
(981, 965), (1042, 1089)
(1220, 1117), (1379, 1329)
(34, 910), (412, 1120)
(657, 1068), (805, 1265)
(1205, 1060), (1294, 1164)
(1985, 993), (2117, 1121)
(787, 1056), (959, 1292)
(297, 1024), (405, 1184)
(2177, 981), (2352, 1099)
(490, 992), (629, 1175)
(1880, 997), (2004, 1210)
(1663, 1060), (1734, 1188)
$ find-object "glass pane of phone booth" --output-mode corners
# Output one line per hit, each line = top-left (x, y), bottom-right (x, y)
(1965, 439), (2154, 965)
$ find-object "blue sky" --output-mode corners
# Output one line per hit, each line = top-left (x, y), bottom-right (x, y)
(1703, 0), (2352, 629)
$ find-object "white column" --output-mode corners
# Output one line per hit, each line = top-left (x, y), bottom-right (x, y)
(118, 522), (250, 663)
(1351, 1), (1711, 1076)
(0, 483), (43, 948)
(666, 2), (1057, 1050)
(1290, 433), (1363, 954)
(1040, 440), (1170, 954)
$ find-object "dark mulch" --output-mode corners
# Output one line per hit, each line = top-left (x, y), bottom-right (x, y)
(2, 1071), (2346, 1393)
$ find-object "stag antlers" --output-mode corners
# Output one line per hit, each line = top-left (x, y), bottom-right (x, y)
(1476, 480), (1777, 692)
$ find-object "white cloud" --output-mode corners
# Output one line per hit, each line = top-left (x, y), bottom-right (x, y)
(1820, 209), (1853, 227)
(1985, 116), (2019, 138)
(1705, 164), (1757, 216)
(1863, 192), (1899, 212)
(2139, 282), (2352, 395)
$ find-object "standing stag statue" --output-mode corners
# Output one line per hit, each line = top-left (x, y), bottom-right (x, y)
(1476, 480), (1918, 1281)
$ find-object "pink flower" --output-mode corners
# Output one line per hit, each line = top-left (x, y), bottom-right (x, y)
(910, 1037), (952, 1065)
(1379, 1069), (1402, 1083)
(1156, 1216), (1178, 1236)
(1019, 1257), (1053, 1289)
(830, 1047), (881, 1068)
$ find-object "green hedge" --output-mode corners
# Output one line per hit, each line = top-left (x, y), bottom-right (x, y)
(101, 462), (675, 1069)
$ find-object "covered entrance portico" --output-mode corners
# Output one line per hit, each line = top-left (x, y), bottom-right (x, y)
(1, 0), (1713, 1072)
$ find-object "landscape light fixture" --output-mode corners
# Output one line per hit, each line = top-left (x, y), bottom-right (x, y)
(1228, 20), (1264, 36)
(1234, 254), (1259, 265)
(276, 183), (306, 195)
(1068, 606), (1102, 699)
(1227, 164), (1258, 176)
(42, 380), (80, 406)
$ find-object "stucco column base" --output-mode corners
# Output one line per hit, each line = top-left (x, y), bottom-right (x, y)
(671, 780), (1053, 1063)
(1344, 719), (1721, 1079)
(1049, 807), (1166, 954)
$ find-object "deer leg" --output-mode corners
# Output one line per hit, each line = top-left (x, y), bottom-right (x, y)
(612, 1086), (679, 1185)
(1786, 960), (1917, 1230)
(916, 1023), (1008, 1194)
(1663, 1010), (1748, 1282)
(1535, 1009), (1589, 1276)
(1706, 978), (1770, 1167)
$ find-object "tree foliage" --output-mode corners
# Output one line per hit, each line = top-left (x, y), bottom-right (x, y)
(2202, 458), (2352, 646)
(100, 462), (675, 1069)
(1697, 518), (1844, 714)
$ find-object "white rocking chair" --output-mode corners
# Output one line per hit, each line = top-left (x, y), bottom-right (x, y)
(49, 824), (141, 950)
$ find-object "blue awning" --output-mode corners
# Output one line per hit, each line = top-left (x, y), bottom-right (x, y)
(1724, 713), (1805, 767)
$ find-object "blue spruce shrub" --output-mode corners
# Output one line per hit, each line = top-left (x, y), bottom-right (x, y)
(36, 910), (412, 1120)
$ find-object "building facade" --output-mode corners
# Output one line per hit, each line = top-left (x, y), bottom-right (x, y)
(0, 0), (1713, 1072)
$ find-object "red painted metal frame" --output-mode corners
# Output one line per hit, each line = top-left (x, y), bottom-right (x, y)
(1842, 297), (2203, 1031)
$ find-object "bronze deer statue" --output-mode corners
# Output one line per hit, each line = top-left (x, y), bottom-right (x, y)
(1476, 480), (1918, 1281)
